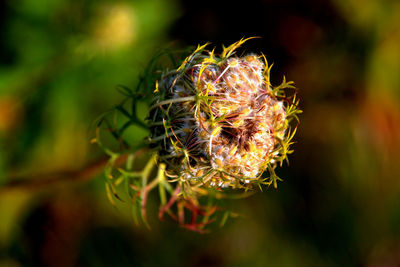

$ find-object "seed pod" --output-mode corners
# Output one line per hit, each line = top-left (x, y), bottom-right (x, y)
(149, 38), (300, 189)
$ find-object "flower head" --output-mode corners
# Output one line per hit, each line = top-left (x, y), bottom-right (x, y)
(95, 38), (301, 231)
(149, 38), (300, 189)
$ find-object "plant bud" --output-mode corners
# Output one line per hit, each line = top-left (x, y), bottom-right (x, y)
(149, 38), (300, 189)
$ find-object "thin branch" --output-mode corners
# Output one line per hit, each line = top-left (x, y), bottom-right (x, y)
(0, 149), (148, 193)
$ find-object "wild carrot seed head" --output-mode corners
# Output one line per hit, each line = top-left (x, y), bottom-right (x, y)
(149, 38), (300, 189)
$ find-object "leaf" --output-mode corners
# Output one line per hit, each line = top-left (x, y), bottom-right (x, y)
(219, 211), (230, 227)
(157, 163), (167, 205)
(116, 84), (133, 96)
(105, 182), (116, 206)
(177, 42), (210, 71)
(115, 105), (132, 119)
(153, 80), (159, 93)
(221, 37), (259, 59)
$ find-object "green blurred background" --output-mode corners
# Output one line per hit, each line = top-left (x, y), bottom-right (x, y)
(1, 0), (400, 266)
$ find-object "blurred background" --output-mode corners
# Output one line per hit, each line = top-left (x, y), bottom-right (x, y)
(1, 0), (400, 266)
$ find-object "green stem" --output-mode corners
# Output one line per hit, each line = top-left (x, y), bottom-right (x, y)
(149, 96), (196, 111)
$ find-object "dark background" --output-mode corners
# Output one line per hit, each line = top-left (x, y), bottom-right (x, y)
(1, 0), (400, 266)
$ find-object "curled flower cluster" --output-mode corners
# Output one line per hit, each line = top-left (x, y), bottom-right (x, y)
(149, 38), (300, 189)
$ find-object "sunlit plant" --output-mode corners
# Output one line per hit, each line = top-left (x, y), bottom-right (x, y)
(93, 38), (301, 232)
